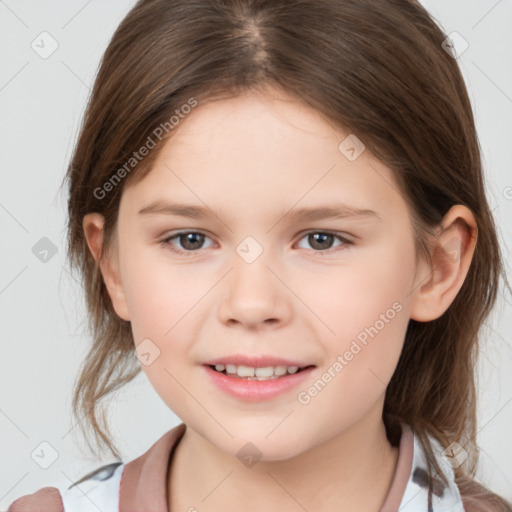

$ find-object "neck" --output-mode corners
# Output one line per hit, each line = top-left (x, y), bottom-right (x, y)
(168, 404), (399, 512)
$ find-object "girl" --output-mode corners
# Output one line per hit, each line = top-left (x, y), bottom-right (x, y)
(8, 0), (511, 510)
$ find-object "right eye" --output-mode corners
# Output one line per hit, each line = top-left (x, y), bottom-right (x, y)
(160, 231), (215, 256)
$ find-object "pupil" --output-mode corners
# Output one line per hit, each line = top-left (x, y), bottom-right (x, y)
(182, 233), (203, 250)
(310, 233), (332, 250)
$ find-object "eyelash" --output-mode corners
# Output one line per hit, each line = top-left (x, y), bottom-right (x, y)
(159, 230), (353, 257)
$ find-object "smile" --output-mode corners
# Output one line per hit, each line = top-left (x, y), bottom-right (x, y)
(203, 364), (317, 401)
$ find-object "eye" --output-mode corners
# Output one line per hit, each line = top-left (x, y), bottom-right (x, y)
(161, 231), (215, 256)
(296, 231), (352, 254)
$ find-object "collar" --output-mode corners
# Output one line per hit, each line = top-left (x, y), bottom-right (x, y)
(119, 422), (186, 511)
(119, 422), (464, 512)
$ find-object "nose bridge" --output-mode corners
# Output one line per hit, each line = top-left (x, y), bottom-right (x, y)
(232, 234), (277, 297)
(218, 234), (290, 326)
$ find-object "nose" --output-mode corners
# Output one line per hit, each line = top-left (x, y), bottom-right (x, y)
(217, 249), (292, 330)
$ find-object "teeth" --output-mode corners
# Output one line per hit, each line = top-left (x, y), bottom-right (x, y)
(213, 363), (304, 379)
(237, 365), (255, 377)
(255, 367), (274, 377)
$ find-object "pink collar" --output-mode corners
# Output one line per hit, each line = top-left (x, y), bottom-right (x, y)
(119, 423), (186, 511)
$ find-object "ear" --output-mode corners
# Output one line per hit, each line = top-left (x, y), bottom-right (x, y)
(409, 205), (477, 322)
(82, 213), (131, 321)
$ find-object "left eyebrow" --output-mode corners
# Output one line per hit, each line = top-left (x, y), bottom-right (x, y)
(283, 205), (381, 222)
(137, 200), (381, 222)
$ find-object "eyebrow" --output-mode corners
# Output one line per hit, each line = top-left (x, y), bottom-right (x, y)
(138, 200), (381, 222)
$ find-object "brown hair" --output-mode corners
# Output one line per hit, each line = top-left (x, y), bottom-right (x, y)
(61, 0), (511, 508)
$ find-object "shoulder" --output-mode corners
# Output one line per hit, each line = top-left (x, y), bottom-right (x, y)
(7, 487), (64, 512)
(7, 462), (124, 512)
(410, 429), (511, 512)
(401, 426), (466, 511)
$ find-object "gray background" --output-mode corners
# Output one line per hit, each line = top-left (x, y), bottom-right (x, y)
(1, 0), (511, 507)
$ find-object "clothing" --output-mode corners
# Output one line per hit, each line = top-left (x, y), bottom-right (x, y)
(7, 422), (465, 511)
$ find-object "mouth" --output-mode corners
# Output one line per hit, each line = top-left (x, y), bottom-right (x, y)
(206, 363), (316, 381)
(203, 361), (317, 401)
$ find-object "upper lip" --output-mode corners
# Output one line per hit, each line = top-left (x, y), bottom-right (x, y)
(203, 355), (315, 368)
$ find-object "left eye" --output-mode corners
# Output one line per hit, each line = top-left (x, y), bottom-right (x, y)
(161, 231), (351, 255)
(296, 232), (351, 253)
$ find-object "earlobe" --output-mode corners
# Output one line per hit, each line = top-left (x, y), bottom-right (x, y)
(82, 213), (131, 321)
(409, 205), (477, 322)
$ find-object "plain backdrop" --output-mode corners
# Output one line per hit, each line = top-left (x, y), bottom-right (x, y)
(1, 0), (511, 508)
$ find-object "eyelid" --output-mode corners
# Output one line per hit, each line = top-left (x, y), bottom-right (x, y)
(295, 229), (354, 244)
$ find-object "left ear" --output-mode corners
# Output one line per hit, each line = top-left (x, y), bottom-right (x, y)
(409, 205), (478, 322)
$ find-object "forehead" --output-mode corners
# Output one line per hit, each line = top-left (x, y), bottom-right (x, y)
(168, 88), (344, 156)
(120, 89), (409, 225)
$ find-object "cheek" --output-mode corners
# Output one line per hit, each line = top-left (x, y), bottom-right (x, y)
(122, 255), (200, 410)
(306, 238), (414, 326)
(295, 263), (412, 431)
(301, 237), (415, 380)
(120, 245), (206, 339)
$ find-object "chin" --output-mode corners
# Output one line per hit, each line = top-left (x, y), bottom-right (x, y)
(232, 430), (308, 462)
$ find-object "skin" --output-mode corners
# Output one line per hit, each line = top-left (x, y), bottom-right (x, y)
(83, 86), (477, 512)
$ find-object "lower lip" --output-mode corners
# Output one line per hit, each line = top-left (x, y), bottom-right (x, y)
(203, 365), (316, 402)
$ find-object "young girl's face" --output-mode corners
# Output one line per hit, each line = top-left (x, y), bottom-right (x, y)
(105, 87), (427, 459)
